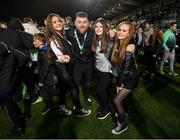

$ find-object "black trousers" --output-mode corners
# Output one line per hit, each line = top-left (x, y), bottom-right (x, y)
(18, 66), (37, 102)
(0, 96), (24, 129)
(73, 62), (94, 101)
(55, 64), (81, 109)
(40, 85), (55, 107)
(96, 69), (113, 112)
(144, 46), (157, 73)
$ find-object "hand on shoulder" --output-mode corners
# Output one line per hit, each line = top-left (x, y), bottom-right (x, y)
(126, 44), (135, 53)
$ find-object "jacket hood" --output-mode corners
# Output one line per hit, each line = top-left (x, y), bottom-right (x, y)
(8, 17), (24, 31)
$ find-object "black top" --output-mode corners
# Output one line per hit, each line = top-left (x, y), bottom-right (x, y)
(66, 27), (94, 64)
(0, 42), (27, 94)
(117, 51), (138, 87)
(51, 36), (75, 74)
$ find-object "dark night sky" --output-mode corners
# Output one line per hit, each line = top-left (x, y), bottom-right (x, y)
(1, 0), (98, 24)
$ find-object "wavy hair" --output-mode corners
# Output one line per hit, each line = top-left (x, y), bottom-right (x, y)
(45, 13), (66, 64)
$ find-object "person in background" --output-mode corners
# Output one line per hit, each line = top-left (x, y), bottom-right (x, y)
(33, 33), (58, 115)
(0, 17), (37, 120)
(23, 17), (41, 35)
(160, 22), (178, 76)
(65, 16), (74, 30)
(0, 41), (26, 136)
(0, 21), (7, 29)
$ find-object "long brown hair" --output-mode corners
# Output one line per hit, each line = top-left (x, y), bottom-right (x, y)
(151, 28), (163, 47)
(92, 18), (109, 52)
(45, 13), (66, 64)
(111, 21), (135, 65)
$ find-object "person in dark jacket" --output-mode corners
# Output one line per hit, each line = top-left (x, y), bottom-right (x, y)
(146, 28), (164, 78)
(0, 41), (26, 136)
(66, 12), (94, 105)
(33, 33), (57, 115)
(1, 17), (37, 120)
(111, 21), (139, 135)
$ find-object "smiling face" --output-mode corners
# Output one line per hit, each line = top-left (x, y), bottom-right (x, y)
(94, 22), (103, 37)
(75, 17), (89, 34)
(52, 16), (63, 32)
(117, 24), (130, 40)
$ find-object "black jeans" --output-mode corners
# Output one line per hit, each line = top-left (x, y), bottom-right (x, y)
(0, 96), (24, 129)
(96, 69), (113, 112)
(55, 64), (81, 109)
(19, 66), (37, 102)
(40, 85), (55, 107)
(73, 62), (94, 101)
(144, 46), (156, 73)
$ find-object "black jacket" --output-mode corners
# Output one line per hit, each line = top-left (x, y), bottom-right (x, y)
(38, 45), (56, 86)
(51, 36), (75, 75)
(0, 17), (34, 63)
(116, 51), (139, 87)
(66, 27), (94, 64)
(0, 41), (27, 96)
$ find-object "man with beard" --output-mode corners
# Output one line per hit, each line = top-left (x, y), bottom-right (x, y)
(66, 12), (94, 106)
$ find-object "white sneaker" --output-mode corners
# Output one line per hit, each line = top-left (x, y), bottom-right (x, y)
(173, 72), (178, 76)
(169, 71), (178, 76)
(32, 97), (43, 105)
(58, 105), (72, 116)
(160, 71), (165, 75)
(168, 71), (173, 75)
(111, 122), (128, 135)
(87, 98), (92, 103)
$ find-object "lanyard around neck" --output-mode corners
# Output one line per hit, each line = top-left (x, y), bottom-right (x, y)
(74, 29), (87, 50)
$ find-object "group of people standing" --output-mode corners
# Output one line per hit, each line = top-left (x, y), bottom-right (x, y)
(43, 12), (139, 134)
(39, 12), (139, 135)
(2, 10), (178, 137)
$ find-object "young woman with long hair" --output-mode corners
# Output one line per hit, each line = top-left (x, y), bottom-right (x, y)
(111, 21), (139, 134)
(45, 13), (91, 117)
(92, 18), (113, 119)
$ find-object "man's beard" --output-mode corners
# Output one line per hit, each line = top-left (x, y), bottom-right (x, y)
(77, 28), (87, 34)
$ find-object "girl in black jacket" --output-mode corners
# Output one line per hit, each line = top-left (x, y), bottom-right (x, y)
(45, 13), (91, 117)
(111, 21), (139, 134)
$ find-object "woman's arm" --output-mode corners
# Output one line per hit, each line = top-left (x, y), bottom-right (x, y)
(50, 41), (70, 63)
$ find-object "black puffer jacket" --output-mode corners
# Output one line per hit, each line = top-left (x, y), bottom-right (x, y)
(0, 42), (27, 96)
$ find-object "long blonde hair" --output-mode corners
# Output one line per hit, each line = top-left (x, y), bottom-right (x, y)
(111, 21), (135, 65)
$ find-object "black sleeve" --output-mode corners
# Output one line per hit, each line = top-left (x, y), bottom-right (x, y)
(0, 41), (10, 57)
(13, 48), (27, 67)
(155, 39), (163, 55)
(18, 31), (34, 49)
(117, 51), (133, 87)
(38, 52), (49, 83)
(65, 27), (73, 41)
